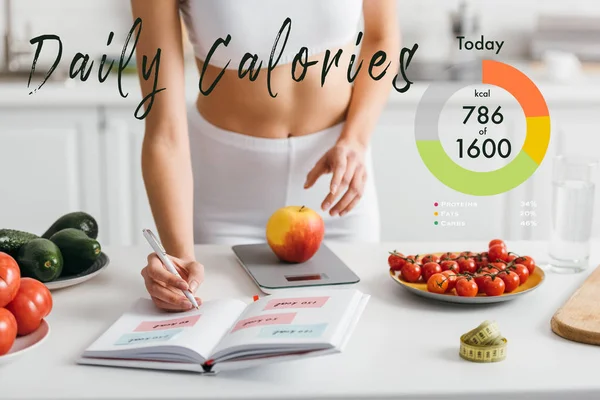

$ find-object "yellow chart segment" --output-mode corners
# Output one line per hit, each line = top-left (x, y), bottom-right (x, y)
(522, 116), (551, 165)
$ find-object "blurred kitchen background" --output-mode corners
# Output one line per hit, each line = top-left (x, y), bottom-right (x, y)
(1, 0), (600, 248)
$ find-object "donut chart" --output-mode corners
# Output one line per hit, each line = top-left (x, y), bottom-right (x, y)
(414, 60), (551, 196)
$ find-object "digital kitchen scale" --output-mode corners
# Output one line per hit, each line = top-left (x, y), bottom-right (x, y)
(232, 243), (360, 294)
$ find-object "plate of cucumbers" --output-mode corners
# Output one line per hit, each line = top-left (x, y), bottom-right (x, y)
(0, 212), (109, 290)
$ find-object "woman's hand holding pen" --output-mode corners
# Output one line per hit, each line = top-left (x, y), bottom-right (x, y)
(141, 254), (204, 311)
(304, 138), (367, 217)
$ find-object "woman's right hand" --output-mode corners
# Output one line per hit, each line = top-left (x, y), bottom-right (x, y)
(141, 253), (204, 311)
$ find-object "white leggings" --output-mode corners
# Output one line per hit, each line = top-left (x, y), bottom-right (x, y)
(187, 105), (381, 245)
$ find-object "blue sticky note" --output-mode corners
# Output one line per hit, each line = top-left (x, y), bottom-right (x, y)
(115, 328), (183, 346)
(258, 323), (327, 339)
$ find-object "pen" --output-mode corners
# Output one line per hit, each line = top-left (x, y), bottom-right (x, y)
(142, 229), (200, 310)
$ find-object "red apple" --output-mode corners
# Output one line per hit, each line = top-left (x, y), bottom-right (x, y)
(266, 206), (324, 263)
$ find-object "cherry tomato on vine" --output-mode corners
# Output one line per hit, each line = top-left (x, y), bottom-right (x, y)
(489, 262), (506, 272)
(484, 277), (506, 296)
(388, 252), (405, 271)
(489, 239), (506, 249)
(488, 244), (509, 262)
(401, 263), (422, 283)
(458, 257), (477, 274)
(506, 254), (517, 263)
(456, 277), (478, 297)
(422, 262), (442, 282)
(427, 273), (448, 294)
(515, 256), (536, 275)
(440, 252), (458, 261)
(440, 260), (460, 273)
(441, 270), (458, 291)
(420, 254), (440, 264)
(476, 254), (489, 269)
(460, 251), (477, 258)
(513, 264), (530, 285)
(498, 270), (520, 293)
(474, 268), (492, 289)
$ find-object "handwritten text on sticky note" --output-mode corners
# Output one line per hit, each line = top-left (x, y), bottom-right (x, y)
(231, 312), (296, 333)
(263, 296), (330, 310)
(134, 314), (202, 332)
(258, 323), (328, 339)
(115, 328), (183, 346)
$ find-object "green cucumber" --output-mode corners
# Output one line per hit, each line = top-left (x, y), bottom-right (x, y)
(49, 228), (101, 276)
(42, 211), (99, 240)
(17, 238), (63, 282)
(0, 229), (39, 259)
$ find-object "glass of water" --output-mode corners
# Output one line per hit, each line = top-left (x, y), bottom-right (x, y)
(548, 155), (598, 273)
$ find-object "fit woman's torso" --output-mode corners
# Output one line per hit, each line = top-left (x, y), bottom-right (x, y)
(179, 0), (363, 138)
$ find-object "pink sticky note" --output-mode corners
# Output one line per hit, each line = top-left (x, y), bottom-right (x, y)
(231, 312), (296, 333)
(263, 296), (330, 311)
(134, 314), (202, 332)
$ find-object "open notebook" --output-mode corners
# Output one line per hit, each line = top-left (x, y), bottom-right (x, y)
(78, 288), (369, 374)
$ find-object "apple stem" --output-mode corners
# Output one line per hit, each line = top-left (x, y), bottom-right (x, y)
(299, 205), (305, 212)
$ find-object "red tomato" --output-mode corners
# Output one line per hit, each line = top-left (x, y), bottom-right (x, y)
(6, 278), (52, 336)
(475, 254), (489, 269)
(400, 263), (422, 283)
(506, 254), (517, 263)
(420, 254), (440, 264)
(488, 239), (506, 249)
(0, 253), (20, 308)
(513, 264), (530, 285)
(484, 277), (506, 296)
(388, 252), (405, 271)
(440, 252), (458, 261)
(422, 262), (442, 282)
(441, 270), (458, 291)
(456, 278), (478, 297)
(489, 262), (506, 272)
(488, 244), (509, 262)
(499, 271), (520, 293)
(474, 268), (492, 289)
(0, 307), (17, 356)
(440, 260), (460, 273)
(516, 256), (536, 275)
(458, 258), (477, 274)
(427, 273), (448, 294)
(460, 251), (477, 258)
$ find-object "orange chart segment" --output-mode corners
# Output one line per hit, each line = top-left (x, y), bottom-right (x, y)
(522, 116), (551, 165)
(482, 60), (549, 118)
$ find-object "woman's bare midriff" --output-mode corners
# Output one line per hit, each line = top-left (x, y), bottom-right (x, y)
(194, 43), (355, 138)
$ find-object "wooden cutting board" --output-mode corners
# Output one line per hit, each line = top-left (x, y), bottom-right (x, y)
(551, 265), (600, 345)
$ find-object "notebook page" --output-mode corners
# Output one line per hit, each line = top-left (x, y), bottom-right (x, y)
(210, 289), (364, 361)
(83, 297), (247, 362)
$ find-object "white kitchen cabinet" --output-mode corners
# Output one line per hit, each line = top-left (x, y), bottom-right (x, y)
(103, 108), (155, 247)
(0, 108), (103, 240)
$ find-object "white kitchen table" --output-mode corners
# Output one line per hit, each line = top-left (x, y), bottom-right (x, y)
(2, 240), (600, 400)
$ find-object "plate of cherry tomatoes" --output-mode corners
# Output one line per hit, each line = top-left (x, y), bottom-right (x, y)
(0, 252), (53, 365)
(388, 239), (545, 304)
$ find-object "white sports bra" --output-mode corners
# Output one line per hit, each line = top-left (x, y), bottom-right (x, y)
(179, 0), (364, 69)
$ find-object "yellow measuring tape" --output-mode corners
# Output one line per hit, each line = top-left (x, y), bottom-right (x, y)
(459, 320), (507, 363)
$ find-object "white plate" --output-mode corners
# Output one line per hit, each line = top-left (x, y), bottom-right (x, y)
(44, 253), (109, 290)
(0, 320), (50, 366)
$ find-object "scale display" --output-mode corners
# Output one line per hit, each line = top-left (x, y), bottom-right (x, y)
(414, 60), (551, 196)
